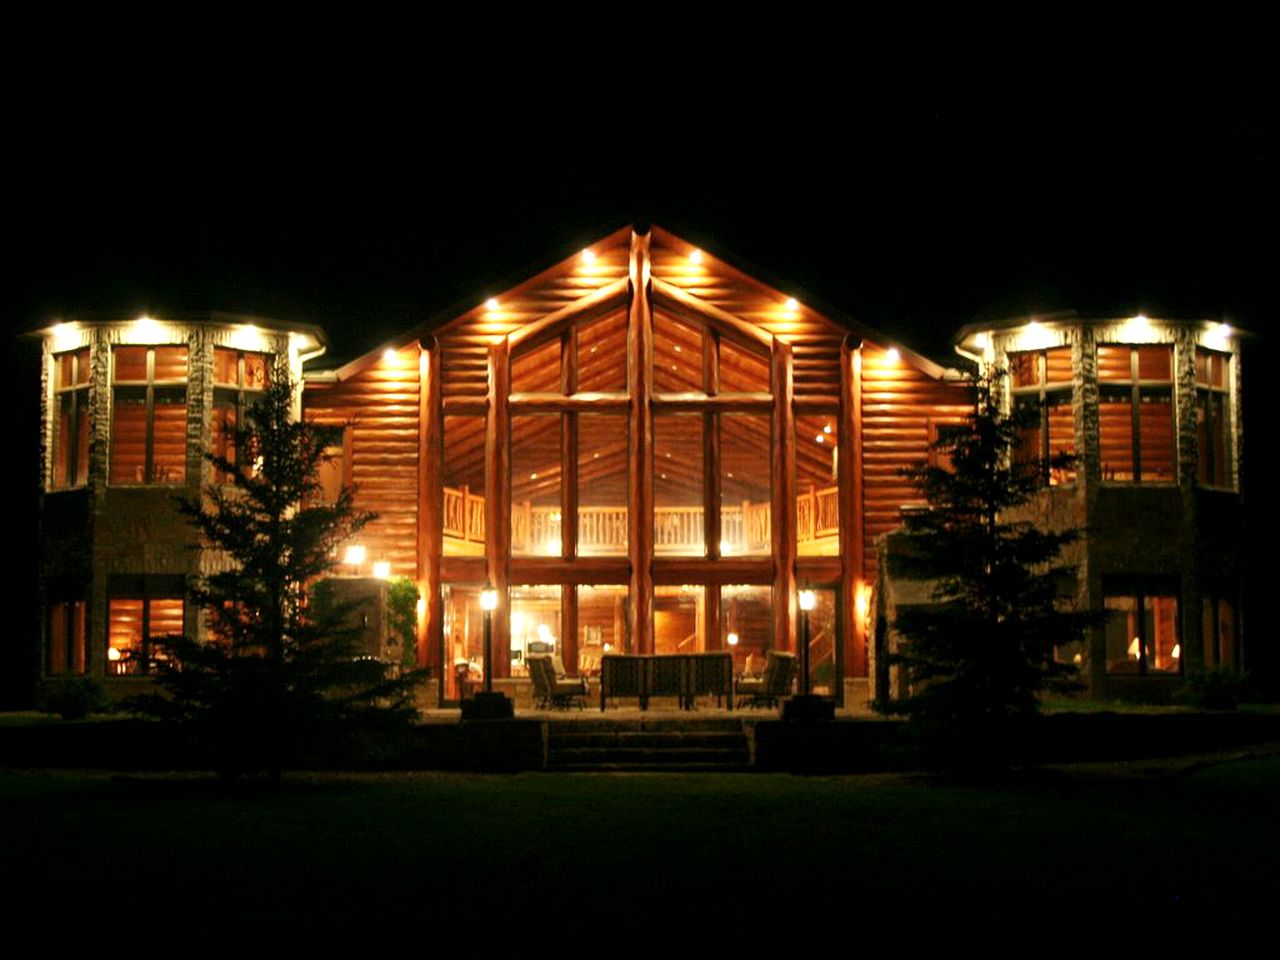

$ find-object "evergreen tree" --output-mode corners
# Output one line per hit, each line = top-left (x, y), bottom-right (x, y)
(887, 367), (1100, 766)
(132, 371), (422, 778)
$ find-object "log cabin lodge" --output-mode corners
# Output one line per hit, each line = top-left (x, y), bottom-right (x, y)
(34, 224), (1245, 707)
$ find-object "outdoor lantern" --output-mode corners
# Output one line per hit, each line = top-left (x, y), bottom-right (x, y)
(726, 632), (739, 647)
(343, 544), (366, 567)
(798, 589), (816, 612)
(481, 583), (499, 612)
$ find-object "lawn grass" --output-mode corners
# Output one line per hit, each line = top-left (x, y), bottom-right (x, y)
(4, 755), (1277, 952)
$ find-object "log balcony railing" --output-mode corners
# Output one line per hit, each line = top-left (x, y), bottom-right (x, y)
(444, 484), (839, 555)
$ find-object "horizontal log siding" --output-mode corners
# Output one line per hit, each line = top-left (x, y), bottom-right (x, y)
(649, 232), (845, 397)
(439, 236), (631, 400)
(305, 345), (422, 578)
(859, 344), (971, 582)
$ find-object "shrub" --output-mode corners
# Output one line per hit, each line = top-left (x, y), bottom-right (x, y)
(38, 676), (105, 721)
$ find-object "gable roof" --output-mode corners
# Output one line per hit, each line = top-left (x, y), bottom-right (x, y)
(314, 223), (955, 385)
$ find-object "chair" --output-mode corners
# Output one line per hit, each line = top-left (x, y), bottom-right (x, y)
(528, 655), (587, 710)
(736, 651), (798, 709)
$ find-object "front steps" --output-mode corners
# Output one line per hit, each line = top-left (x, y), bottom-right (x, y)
(545, 717), (753, 771)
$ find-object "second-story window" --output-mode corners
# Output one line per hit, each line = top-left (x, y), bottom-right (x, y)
(1097, 344), (1175, 483)
(1195, 348), (1232, 488)
(212, 347), (270, 482)
(110, 345), (188, 486)
(1009, 346), (1074, 485)
(51, 347), (91, 489)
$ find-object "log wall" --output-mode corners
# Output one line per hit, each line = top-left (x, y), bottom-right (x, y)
(304, 344), (422, 578)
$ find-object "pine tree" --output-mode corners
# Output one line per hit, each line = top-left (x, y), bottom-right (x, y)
(132, 370), (422, 778)
(887, 367), (1101, 766)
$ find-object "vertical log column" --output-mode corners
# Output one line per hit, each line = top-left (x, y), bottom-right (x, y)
(703, 328), (721, 650)
(561, 328), (579, 673)
(486, 338), (512, 677)
(772, 338), (796, 654)
(840, 335), (866, 678)
(417, 336), (443, 672)
(628, 228), (655, 655)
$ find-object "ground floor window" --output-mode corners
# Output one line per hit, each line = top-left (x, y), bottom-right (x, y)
(442, 583), (487, 700)
(1104, 586), (1180, 675)
(47, 600), (87, 675)
(106, 583), (185, 676)
(1202, 594), (1238, 672)
(577, 585), (628, 673)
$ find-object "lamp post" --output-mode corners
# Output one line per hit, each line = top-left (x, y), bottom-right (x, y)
(798, 589), (815, 697)
(480, 582), (498, 693)
(461, 581), (513, 720)
(783, 586), (834, 722)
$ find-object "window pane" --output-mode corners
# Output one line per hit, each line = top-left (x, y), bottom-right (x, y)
(1044, 347), (1072, 384)
(577, 584), (629, 673)
(796, 414), (836, 556)
(443, 415), (485, 555)
(511, 415), (561, 557)
(1104, 595), (1139, 673)
(577, 414), (627, 557)
(722, 584), (772, 671)
(653, 310), (703, 393)
(576, 311), (627, 392)
(57, 349), (89, 388)
(655, 585), (703, 654)
(48, 603), (68, 674)
(152, 389), (187, 485)
(510, 584), (561, 677)
(107, 599), (144, 676)
(1096, 345), (1130, 382)
(54, 395), (74, 488)
(153, 346), (188, 381)
(1137, 392), (1174, 482)
(722, 414), (771, 557)
(244, 353), (269, 390)
(1010, 352), (1039, 388)
(800, 587), (837, 695)
(114, 347), (148, 382)
(1047, 395), (1075, 485)
(1136, 345), (1171, 381)
(213, 347), (240, 386)
(1098, 391), (1133, 481)
(212, 398), (237, 482)
(1013, 397), (1042, 471)
(655, 415), (704, 556)
(511, 339), (561, 393)
(1145, 595), (1180, 673)
(110, 391), (148, 484)
(149, 598), (185, 642)
(719, 337), (770, 393)
(442, 584), (486, 701)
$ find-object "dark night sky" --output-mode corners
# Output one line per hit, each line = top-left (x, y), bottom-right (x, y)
(5, 62), (1275, 365)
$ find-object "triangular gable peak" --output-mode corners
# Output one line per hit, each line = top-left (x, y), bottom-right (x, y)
(320, 224), (949, 391)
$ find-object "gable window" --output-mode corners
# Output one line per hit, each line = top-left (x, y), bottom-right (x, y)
(1195, 348), (1232, 488)
(51, 348), (92, 489)
(1009, 347), (1074, 485)
(652, 310), (773, 558)
(212, 347), (270, 482)
(110, 345), (188, 485)
(508, 309), (631, 559)
(1097, 344), (1174, 483)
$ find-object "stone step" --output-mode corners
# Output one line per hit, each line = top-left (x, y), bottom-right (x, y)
(546, 761), (755, 773)
(545, 721), (752, 771)
(550, 745), (749, 765)
(547, 731), (748, 750)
